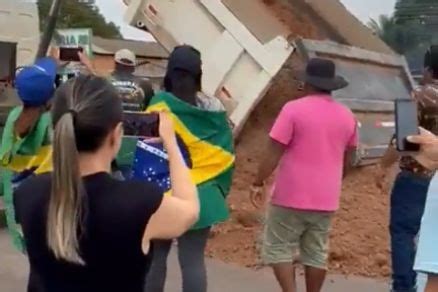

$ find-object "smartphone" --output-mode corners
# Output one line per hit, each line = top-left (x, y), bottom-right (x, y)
(59, 47), (83, 62)
(123, 112), (160, 137)
(395, 99), (420, 152)
(55, 72), (77, 87)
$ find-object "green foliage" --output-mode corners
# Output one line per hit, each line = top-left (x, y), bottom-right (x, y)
(395, 0), (438, 28)
(369, 0), (438, 70)
(37, 0), (122, 39)
(368, 15), (427, 54)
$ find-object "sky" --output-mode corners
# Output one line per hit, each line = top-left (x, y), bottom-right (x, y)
(95, 0), (397, 41)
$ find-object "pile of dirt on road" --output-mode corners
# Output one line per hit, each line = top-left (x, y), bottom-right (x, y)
(206, 0), (392, 279)
(207, 140), (392, 279)
(206, 24), (392, 278)
(207, 71), (393, 278)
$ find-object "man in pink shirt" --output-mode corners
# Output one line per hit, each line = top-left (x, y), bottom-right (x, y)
(251, 58), (358, 292)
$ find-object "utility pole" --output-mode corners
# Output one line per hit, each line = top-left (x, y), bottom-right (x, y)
(36, 0), (64, 60)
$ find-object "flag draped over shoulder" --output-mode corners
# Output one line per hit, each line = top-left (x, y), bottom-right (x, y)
(0, 107), (53, 252)
(133, 92), (235, 229)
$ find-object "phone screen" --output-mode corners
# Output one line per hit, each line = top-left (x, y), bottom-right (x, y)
(123, 112), (159, 137)
(59, 47), (83, 62)
(395, 99), (420, 152)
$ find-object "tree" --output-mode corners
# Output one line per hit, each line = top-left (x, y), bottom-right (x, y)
(394, 0), (438, 70)
(369, 0), (438, 71)
(395, 0), (438, 29)
(37, 0), (122, 39)
(368, 15), (424, 54)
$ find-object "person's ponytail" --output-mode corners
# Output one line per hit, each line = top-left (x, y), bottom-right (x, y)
(47, 111), (85, 265)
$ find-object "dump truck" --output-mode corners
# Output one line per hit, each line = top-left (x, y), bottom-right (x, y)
(1, 0), (415, 167)
(123, 0), (415, 165)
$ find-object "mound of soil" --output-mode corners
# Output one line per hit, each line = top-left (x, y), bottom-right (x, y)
(206, 0), (393, 279)
(207, 157), (392, 278)
(207, 63), (394, 277)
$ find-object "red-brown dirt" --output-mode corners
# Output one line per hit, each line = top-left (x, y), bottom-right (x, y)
(207, 89), (393, 276)
(205, 0), (393, 279)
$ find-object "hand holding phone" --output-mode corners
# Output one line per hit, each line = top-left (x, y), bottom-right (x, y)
(395, 99), (420, 152)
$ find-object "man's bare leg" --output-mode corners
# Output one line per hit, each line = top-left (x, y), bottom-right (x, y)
(304, 265), (326, 292)
(272, 263), (297, 292)
(426, 274), (438, 292)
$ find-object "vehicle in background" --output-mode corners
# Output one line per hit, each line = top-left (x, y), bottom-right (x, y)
(124, 0), (294, 134)
(123, 0), (415, 166)
(295, 39), (414, 165)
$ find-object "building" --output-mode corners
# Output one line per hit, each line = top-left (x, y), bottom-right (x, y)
(91, 36), (169, 90)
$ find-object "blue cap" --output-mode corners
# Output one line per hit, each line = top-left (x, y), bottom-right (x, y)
(15, 57), (57, 106)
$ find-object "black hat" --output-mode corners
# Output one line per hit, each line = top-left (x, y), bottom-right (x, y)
(299, 58), (348, 91)
(167, 45), (202, 77)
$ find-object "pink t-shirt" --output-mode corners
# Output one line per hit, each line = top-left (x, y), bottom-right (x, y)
(270, 94), (358, 211)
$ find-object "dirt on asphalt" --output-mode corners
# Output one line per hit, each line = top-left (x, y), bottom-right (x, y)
(206, 1), (393, 276)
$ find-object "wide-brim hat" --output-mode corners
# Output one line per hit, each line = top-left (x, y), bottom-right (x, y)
(298, 58), (348, 91)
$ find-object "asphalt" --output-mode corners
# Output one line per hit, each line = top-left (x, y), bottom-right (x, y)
(0, 229), (389, 292)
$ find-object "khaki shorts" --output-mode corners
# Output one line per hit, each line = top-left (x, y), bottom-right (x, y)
(262, 205), (333, 269)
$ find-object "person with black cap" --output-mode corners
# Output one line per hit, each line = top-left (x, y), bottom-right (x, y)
(250, 58), (358, 292)
(162, 45), (225, 111)
(144, 45), (232, 292)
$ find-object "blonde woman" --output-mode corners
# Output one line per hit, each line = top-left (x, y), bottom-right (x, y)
(13, 75), (199, 292)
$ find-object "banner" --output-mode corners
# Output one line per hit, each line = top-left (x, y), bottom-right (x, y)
(55, 28), (93, 57)
(54, 28), (93, 77)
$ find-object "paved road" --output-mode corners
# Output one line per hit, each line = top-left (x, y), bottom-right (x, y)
(0, 230), (388, 292)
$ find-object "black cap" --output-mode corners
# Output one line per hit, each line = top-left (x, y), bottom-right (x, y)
(167, 45), (202, 77)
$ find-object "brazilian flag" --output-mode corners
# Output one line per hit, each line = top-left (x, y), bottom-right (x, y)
(0, 107), (53, 252)
(133, 92), (235, 229)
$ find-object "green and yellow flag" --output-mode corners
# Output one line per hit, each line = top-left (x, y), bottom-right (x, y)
(0, 107), (53, 252)
(133, 92), (235, 229)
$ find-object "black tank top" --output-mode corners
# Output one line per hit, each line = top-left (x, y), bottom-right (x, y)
(13, 172), (163, 292)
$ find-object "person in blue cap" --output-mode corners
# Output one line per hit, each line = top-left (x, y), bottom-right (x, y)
(0, 56), (58, 253)
(14, 57), (58, 134)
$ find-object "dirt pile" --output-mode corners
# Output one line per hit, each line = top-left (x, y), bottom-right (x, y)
(207, 55), (393, 277)
(207, 162), (392, 278)
(261, 0), (325, 40)
(206, 0), (393, 278)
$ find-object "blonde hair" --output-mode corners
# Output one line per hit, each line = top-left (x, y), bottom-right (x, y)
(47, 75), (122, 264)
(47, 110), (84, 264)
